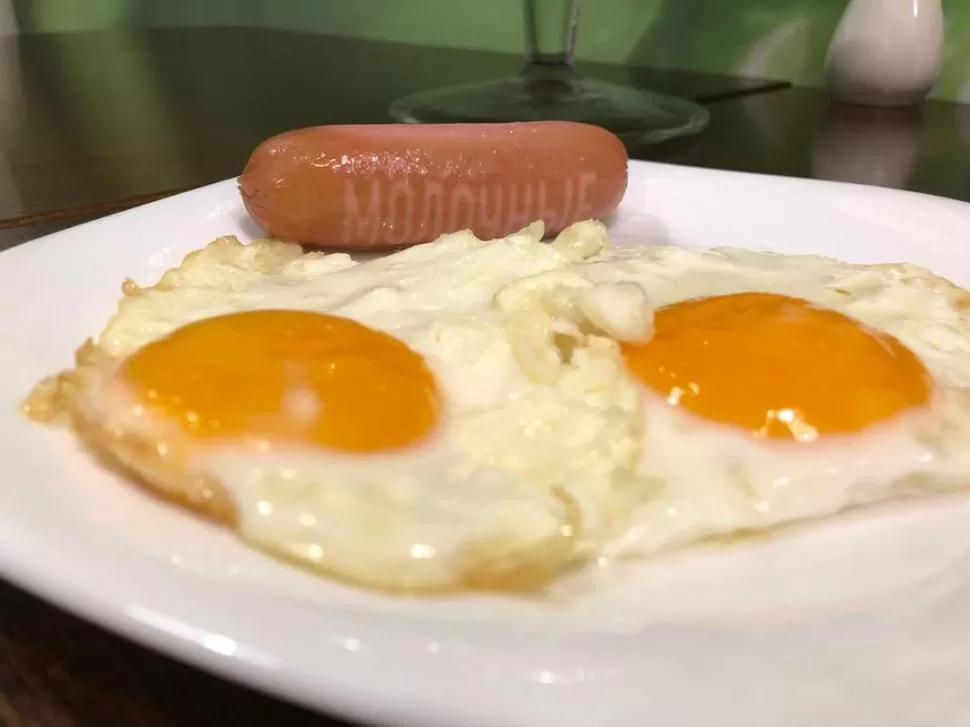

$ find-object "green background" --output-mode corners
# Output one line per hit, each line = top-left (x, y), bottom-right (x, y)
(8, 0), (970, 101)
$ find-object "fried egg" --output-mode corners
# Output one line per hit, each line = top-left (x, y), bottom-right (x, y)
(24, 222), (647, 593)
(545, 244), (970, 560)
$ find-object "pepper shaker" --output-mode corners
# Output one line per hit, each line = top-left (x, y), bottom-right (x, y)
(825, 0), (943, 107)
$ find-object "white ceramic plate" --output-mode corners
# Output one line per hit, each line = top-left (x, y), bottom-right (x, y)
(2, 161), (970, 727)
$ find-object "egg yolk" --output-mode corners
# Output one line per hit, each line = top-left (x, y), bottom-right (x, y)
(621, 292), (932, 440)
(119, 310), (441, 451)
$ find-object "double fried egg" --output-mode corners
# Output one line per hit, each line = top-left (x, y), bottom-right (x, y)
(24, 222), (970, 595)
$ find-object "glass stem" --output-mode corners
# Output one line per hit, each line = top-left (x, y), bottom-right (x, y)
(521, 0), (581, 80)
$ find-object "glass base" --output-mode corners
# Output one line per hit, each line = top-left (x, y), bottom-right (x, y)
(389, 75), (710, 145)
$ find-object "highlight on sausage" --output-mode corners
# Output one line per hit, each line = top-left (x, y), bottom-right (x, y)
(238, 121), (629, 250)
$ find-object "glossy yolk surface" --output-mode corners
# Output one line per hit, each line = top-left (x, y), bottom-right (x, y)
(621, 292), (932, 440)
(120, 310), (441, 451)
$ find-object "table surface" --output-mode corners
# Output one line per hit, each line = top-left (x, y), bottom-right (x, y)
(2, 24), (969, 727)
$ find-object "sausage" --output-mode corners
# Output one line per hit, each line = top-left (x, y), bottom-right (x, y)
(238, 122), (628, 250)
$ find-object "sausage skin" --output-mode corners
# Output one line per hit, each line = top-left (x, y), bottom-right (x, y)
(238, 122), (628, 250)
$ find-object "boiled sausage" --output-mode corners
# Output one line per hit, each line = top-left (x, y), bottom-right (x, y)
(238, 122), (628, 249)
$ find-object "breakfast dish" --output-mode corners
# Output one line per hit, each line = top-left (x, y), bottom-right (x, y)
(4, 162), (970, 727)
(23, 211), (970, 595)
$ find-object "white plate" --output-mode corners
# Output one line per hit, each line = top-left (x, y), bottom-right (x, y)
(2, 161), (970, 727)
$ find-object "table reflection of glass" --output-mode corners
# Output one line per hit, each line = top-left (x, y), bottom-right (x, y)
(390, 0), (709, 145)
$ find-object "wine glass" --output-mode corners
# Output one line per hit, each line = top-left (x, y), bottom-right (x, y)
(389, 0), (709, 145)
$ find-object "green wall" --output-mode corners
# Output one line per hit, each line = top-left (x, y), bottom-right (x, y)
(10, 0), (970, 101)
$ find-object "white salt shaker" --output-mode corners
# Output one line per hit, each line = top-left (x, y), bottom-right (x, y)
(825, 0), (943, 107)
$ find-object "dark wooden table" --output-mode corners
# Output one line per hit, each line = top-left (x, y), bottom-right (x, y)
(2, 25), (969, 727)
